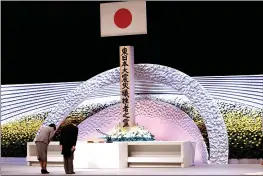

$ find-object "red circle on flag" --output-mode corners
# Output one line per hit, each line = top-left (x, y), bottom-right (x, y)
(114, 8), (132, 29)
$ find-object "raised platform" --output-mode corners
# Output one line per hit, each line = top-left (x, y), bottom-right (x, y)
(1, 158), (263, 175)
(126, 141), (195, 168)
(27, 141), (63, 166)
(27, 141), (196, 168)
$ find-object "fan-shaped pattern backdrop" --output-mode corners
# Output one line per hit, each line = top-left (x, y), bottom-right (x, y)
(1, 74), (262, 123)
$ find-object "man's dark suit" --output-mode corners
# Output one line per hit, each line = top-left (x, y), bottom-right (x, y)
(59, 124), (78, 174)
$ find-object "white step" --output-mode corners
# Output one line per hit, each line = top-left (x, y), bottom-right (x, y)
(127, 156), (183, 163)
(26, 156), (63, 162)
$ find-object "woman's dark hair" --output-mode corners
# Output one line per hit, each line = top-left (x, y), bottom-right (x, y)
(49, 123), (56, 130)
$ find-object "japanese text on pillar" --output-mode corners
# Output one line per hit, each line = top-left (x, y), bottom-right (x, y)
(121, 47), (130, 128)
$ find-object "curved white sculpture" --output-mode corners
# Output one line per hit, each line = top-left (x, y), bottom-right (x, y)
(38, 64), (228, 164)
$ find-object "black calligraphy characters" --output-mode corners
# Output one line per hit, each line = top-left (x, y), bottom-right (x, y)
(121, 47), (130, 128)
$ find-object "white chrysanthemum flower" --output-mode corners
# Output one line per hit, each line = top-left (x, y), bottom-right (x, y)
(107, 125), (154, 141)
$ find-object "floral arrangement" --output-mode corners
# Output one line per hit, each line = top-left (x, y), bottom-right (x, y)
(218, 102), (263, 159)
(1, 101), (262, 159)
(1, 113), (46, 157)
(224, 113), (263, 159)
(108, 125), (155, 141)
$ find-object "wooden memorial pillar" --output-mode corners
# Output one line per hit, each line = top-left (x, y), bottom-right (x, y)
(119, 46), (135, 128)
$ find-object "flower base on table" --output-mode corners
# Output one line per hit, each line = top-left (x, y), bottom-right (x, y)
(107, 125), (155, 142)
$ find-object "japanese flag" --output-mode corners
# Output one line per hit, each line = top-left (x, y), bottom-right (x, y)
(100, 1), (147, 37)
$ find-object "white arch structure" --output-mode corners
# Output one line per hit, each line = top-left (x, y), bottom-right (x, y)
(39, 64), (229, 164)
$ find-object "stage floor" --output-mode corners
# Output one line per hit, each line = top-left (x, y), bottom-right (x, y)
(1, 158), (263, 175)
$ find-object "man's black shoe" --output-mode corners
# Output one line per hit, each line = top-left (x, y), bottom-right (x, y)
(41, 169), (49, 174)
(67, 172), (75, 174)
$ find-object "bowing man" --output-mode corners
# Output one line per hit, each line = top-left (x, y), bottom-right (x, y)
(59, 121), (79, 174)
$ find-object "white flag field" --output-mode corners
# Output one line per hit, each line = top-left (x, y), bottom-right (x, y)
(100, 1), (147, 37)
